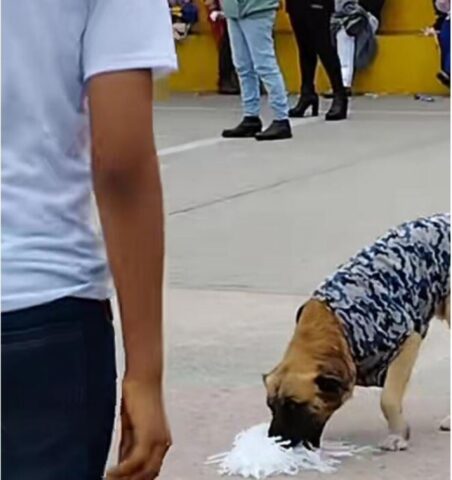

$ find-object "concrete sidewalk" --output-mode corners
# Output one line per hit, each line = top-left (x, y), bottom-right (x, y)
(161, 289), (450, 480)
(111, 95), (450, 479)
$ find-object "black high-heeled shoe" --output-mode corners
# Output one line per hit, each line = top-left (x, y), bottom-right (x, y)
(289, 93), (319, 118)
(325, 93), (348, 121)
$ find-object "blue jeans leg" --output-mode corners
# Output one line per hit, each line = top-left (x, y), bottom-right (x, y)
(2, 298), (117, 480)
(240, 11), (289, 120)
(227, 18), (260, 117)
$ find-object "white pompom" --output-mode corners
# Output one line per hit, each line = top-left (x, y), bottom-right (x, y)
(206, 423), (372, 479)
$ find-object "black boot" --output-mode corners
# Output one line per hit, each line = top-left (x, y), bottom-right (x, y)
(323, 87), (352, 99)
(289, 93), (319, 118)
(222, 116), (262, 138)
(255, 120), (292, 141)
(325, 93), (348, 121)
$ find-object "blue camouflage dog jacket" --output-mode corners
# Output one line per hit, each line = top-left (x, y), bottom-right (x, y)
(312, 213), (450, 387)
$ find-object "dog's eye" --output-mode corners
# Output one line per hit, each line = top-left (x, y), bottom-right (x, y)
(285, 399), (304, 411)
(315, 375), (344, 395)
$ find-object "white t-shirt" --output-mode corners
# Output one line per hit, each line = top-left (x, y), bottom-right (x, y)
(2, 0), (177, 312)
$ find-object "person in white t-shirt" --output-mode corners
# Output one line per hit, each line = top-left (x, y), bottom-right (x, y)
(2, 1), (177, 479)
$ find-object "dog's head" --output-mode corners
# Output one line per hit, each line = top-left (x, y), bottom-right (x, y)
(264, 369), (350, 448)
(263, 301), (355, 448)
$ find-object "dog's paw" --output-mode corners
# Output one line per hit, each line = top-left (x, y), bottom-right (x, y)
(439, 415), (450, 432)
(379, 434), (409, 452)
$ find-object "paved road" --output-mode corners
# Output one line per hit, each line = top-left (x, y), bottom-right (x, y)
(110, 95), (450, 479)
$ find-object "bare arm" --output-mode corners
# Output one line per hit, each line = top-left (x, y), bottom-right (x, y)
(88, 69), (170, 479)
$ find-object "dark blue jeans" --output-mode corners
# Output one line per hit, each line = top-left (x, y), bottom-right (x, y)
(439, 17), (451, 77)
(2, 298), (117, 480)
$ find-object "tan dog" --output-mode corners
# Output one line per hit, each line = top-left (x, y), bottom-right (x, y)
(264, 215), (450, 451)
(265, 298), (450, 451)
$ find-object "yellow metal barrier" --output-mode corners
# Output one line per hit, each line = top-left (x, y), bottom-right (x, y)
(168, 0), (447, 94)
(193, 0), (437, 33)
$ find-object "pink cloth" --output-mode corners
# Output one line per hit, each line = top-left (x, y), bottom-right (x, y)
(436, 0), (450, 14)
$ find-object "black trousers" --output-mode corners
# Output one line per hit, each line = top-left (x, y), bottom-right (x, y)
(218, 26), (236, 85)
(2, 298), (117, 480)
(286, 0), (344, 94)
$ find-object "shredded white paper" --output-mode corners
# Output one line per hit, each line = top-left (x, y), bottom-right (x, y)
(206, 423), (371, 479)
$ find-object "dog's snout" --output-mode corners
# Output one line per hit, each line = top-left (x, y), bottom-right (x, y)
(268, 421), (287, 441)
(268, 422), (278, 439)
(268, 421), (299, 447)
(268, 400), (326, 449)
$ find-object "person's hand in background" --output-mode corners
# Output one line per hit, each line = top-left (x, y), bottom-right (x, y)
(423, 26), (437, 36)
(209, 10), (225, 21)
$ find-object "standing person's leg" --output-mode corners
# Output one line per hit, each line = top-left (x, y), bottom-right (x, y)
(286, 0), (320, 117)
(336, 27), (355, 89)
(444, 21), (450, 77)
(2, 298), (117, 480)
(222, 18), (263, 138)
(242, 11), (288, 120)
(439, 17), (451, 83)
(287, 0), (318, 94)
(223, 24), (240, 90)
(312, 0), (344, 94)
(218, 22), (240, 94)
(241, 11), (292, 140)
(311, 0), (348, 120)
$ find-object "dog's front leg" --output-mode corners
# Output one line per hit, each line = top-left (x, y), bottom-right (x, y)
(379, 333), (422, 451)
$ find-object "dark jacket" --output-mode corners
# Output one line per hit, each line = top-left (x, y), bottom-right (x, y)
(359, 0), (385, 22)
(332, 0), (378, 70)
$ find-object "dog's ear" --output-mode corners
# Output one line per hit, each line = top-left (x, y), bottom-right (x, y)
(262, 373), (269, 386)
(315, 374), (345, 395)
(295, 304), (305, 324)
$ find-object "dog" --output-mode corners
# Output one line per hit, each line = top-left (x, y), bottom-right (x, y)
(264, 213), (450, 451)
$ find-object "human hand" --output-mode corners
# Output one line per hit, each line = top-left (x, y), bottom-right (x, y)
(107, 379), (172, 480)
(209, 10), (225, 21)
(423, 27), (436, 36)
